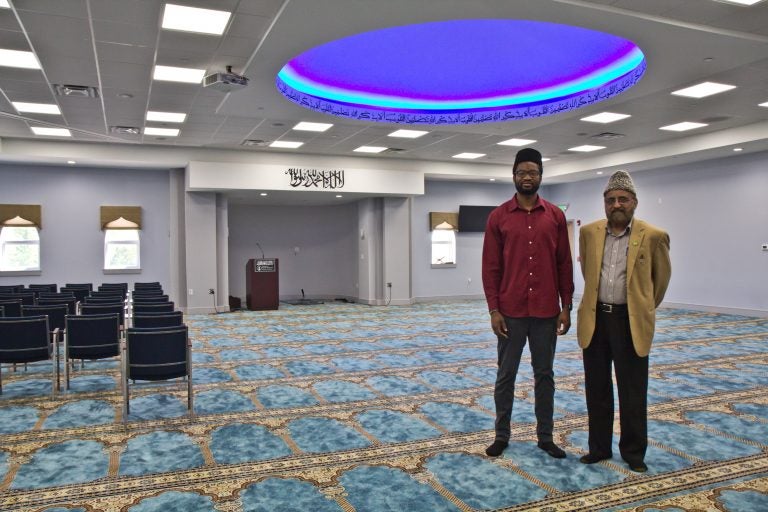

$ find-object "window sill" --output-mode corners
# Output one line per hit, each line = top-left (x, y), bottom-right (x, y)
(0, 270), (42, 276)
(431, 263), (456, 269)
(103, 268), (142, 275)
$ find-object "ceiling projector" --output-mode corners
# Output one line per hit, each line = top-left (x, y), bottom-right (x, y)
(204, 66), (249, 92)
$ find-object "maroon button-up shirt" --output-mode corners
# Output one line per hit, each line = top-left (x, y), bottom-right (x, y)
(482, 194), (574, 318)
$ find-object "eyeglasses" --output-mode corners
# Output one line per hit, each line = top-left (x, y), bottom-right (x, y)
(514, 170), (541, 178)
(604, 196), (634, 205)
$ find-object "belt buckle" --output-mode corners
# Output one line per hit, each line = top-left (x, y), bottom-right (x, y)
(602, 303), (613, 313)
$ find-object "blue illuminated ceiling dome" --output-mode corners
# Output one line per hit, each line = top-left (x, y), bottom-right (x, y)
(276, 19), (646, 125)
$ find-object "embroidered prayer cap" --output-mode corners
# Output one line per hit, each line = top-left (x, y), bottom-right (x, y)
(604, 170), (637, 196)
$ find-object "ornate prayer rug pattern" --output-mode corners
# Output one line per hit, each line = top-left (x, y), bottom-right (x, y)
(0, 301), (766, 511)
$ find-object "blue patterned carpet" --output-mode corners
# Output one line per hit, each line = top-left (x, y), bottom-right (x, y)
(0, 301), (766, 511)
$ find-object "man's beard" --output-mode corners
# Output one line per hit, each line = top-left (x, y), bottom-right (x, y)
(515, 181), (540, 196)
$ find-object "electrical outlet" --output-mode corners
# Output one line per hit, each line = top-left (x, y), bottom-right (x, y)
(208, 288), (215, 295)
(762, 243), (768, 251)
(188, 288), (194, 295)
(386, 282), (392, 288)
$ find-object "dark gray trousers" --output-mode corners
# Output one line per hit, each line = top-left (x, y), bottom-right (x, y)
(493, 315), (558, 443)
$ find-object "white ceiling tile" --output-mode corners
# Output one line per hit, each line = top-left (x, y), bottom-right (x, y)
(13, 0), (88, 19)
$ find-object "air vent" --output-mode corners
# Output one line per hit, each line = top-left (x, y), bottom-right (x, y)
(54, 84), (100, 98)
(242, 139), (267, 146)
(591, 132), (625, 140)
(110, 126), (140, 135)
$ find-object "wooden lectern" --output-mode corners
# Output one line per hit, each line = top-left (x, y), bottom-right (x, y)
(246, 258), (279, 310)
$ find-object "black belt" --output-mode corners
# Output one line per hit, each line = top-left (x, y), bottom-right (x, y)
(597, 302), (627, 313)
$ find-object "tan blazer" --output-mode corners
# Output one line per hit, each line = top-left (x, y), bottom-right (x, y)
(577, 218), (671, 357)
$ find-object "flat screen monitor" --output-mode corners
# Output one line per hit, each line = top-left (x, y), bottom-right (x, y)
(458, 205), (496, 232)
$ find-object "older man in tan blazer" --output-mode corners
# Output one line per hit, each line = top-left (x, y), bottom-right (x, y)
(577, 170), (671, 473)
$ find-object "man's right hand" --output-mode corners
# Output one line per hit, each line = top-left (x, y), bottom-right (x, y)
(490, 311), (508, 338)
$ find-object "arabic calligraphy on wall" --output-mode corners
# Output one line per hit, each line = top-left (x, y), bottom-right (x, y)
(286, 168), (345, 189)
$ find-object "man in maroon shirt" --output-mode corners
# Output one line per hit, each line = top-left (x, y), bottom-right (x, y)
(482, 147), (574, 458)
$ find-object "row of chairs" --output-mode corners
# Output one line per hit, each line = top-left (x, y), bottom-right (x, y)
(0, 281), (192, 422)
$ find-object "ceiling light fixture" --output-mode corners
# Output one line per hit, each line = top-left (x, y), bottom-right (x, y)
(452, 152), (485, 159)
(336, 195), (343, 198)
(580, 112), (631, 123)
(568, 145), (605, 152)
(596, 171), (604, 175)
(0, 1), (10, 8)
(541, 157), (551, 162)
(0, 49), (41, 69)
(489, 178), (496, 181)
(293, 121), (333, 132)
(759, 101), (768, 107)
(733, 147), (743, 152)
(67, 160), (76, 165)
(671, 81), (736, 98)
(260, 193), (268, 196)
(144, 127), (180, 136)
(659, 122), (708, 132)
(146, 111), (187, 123)
(277, 19), (646, 124)
(712, 0), (765, 6)
(12, 102), (61, 115)
(31, 127), (71, 137)
(270, 141), (304, 148)
(153, 65), (206, 83)
(161, 3), (231, 35)
(497, 138), (536, 146)
(354, 146), (387, 153)
(388, 129), (429, 138)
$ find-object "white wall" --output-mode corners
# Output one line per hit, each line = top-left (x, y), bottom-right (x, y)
(546, 151), (768, 314)
(227, 202), (359, 302)
(411, 180), (522, 301)
(0, 164), (171, 291)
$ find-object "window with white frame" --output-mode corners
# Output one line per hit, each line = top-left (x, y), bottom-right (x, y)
(431, 228), (456, 265)
(104, 229), (140, 270)
(0, 226), (41, 271)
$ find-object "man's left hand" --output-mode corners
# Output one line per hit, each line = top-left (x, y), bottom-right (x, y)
(556, 309), (571, 335)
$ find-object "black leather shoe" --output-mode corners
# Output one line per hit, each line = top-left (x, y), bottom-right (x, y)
(537, 441), (566, 459)
(579, 453), (611, 464)
(485, 440), (508, 457)
(628, 461), (648, 473)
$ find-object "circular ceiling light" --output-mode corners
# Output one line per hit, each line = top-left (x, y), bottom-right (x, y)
(276, 20), (645, 125)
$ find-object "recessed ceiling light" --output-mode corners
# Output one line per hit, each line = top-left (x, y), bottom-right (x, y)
(270, 141), (304, 148)
(596, 171), (604, 175)
(541, 157), (551, 162)
(489, 178), (496, 182)
(117, 92), (134, 99)
(580, 112), (631, 123)
(568, 145), (605, 152)
(388, 129), (429, 138)
(146, 111), (187, 123)
(12, 102), (61, 115)
(671, 82), (736, 98)
(354, 146), (387, 153)
(260, 192), (268, 196)
(293, 121), (333, 132)
(659, 122), (708, 132)
(452, 152), (485, 159)
(0, 1), (9, 8)
(153, 65), (206, 83)
(144, 127), (180, 136)
(0, 49), (41, 69)
(336, 194), (343, 198)
(759, 101), (768, 107)
(67, 160), (76, 165)
(713, 0), (765, 6)
(162, 4), (231, 35)
(31, 127), (71, 137)
(733, 147), (743, 152)
(497, 138), (536, 146)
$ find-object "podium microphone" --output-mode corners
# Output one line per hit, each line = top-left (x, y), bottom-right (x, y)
(256, 243), (265, 259)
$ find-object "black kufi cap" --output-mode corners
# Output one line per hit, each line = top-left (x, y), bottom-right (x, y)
(513, 147), (543, 172)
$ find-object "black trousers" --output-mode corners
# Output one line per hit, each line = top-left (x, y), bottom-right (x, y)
(493, 315), (558, 443)
(582, 307), (648, 465)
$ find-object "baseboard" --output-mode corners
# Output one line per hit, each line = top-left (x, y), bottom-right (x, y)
(184, 305), (231, 315)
